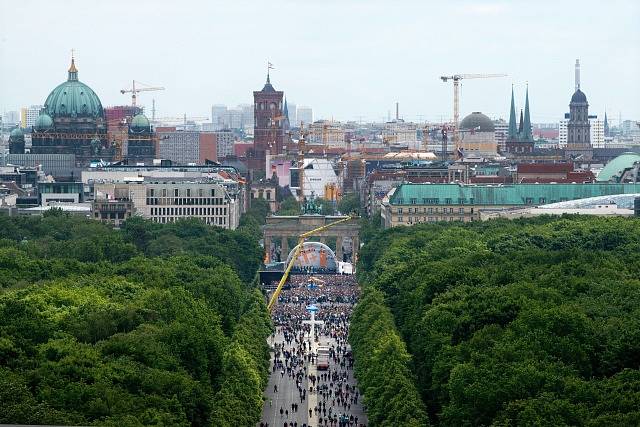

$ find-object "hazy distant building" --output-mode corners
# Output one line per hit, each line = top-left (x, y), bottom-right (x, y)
(20, 105), (43, 129)
(211, 104), (227, 130)
(589, 117), (604, 148)
(287, 102), (297, 127)
(2, 111), (19, 126)
(565, 60), (592, 160)
(297, 106), (313, 127)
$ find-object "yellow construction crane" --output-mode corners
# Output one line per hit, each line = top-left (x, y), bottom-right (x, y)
(267, 215), (358, 312)
(121, 80), (165, 107)
(440, 73), (507, 157)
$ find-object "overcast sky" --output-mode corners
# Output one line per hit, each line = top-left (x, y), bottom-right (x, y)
(1, 0), (638, 124)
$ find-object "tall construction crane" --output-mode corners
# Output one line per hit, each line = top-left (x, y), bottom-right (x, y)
(120, 80), (165, 107)
(440, 73), (507, 157)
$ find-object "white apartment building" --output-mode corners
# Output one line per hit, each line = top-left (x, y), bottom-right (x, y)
(559, 116), (604, 148)
(21, 105), (43, 129)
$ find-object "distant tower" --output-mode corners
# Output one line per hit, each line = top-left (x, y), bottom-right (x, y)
(565, 59), (592, 161)
(251, 69), (284, 170)
(604, 110), (610, 137)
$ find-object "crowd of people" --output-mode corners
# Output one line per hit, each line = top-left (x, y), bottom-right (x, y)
(259, 274), (367, 427)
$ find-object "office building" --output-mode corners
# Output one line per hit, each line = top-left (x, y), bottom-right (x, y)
(94, 178), (241, 229)
(297, 106), (313, 127)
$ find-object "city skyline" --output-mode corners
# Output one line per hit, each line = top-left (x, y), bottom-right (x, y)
(1, 0), (638, 124)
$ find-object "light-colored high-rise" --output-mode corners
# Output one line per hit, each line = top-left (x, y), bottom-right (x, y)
(297, 106), (313, 127)
(20, 105), (43, 128)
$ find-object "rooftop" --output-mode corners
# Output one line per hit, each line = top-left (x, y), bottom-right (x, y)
(388, 183), (640, 206)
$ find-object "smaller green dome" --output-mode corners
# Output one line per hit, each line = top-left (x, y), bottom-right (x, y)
(596, 152), (640, 182)
(34, 113), (54, 132)
(130, 113), (150, 133)
(9, 128), (24, 140)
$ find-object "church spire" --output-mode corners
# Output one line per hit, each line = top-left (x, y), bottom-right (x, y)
(518, 109), (524, 137)
(284, 98), (289, 120)
(68, 49), (78, 81)
(522, 84), (532, 142)
(604, 110), (610, 137)
(507, 85), (518, 140)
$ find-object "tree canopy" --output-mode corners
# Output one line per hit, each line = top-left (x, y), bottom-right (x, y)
(357, 216), (640, 426)
(0, 213), (271, 426)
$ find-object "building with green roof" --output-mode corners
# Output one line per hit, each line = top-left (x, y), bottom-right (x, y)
(596, 152), (640, 183)
(381, 182), (640, 227)
(30, 55), (114, 166)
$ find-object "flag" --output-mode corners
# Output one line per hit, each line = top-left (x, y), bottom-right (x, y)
(268, 62), (274, 69)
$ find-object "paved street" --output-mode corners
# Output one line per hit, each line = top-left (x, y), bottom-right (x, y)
(258, 275), (368, 427)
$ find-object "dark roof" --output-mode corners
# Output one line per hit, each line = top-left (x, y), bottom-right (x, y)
(571, 89), (588, 103)
(517, 163), (573, 174)
(460, 112), (495, 132)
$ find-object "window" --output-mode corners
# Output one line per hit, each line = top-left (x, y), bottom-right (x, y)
(397, 208), (403, 214)
(397, 216), (403, 222)
(445, 198), (452, 204)
(174, 189), (179, 197)
(459, 208), (464, 214)
(187, 189), (191, 197)
(410, 198), (417, 204)
(428, 207), (433, 214)
(525, 197), (533, 204)
(539, 197), (546, 204)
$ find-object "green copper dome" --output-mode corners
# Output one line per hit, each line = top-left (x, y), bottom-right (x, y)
(34, 113), (53, 131)
(9, 128), (24, 140)
(43, 58), (104, 119)
(129, 113), (150, 133)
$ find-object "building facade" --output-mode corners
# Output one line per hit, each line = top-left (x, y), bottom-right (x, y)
(214, 129), (235, 159)
(95, 178), (241, 229)
(381, 182), (640, 226)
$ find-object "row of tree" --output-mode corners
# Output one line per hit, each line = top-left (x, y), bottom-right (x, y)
(0, 213), (271, 425)
(349, 289), (429, 426)
(358, 216), (640, 426)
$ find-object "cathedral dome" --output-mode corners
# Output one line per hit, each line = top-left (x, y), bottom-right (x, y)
(571, 89), (587, 103)
(43, 58), (104, 119)
(34, 113), (54, 131)
(460, 112), (495, 133)
(9, 128), (24, 140)
(129, 113), (151, 133)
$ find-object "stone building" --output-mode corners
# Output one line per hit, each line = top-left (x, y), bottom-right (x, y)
(30, 55), (114, 166)
(565, 60), (592, 160)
